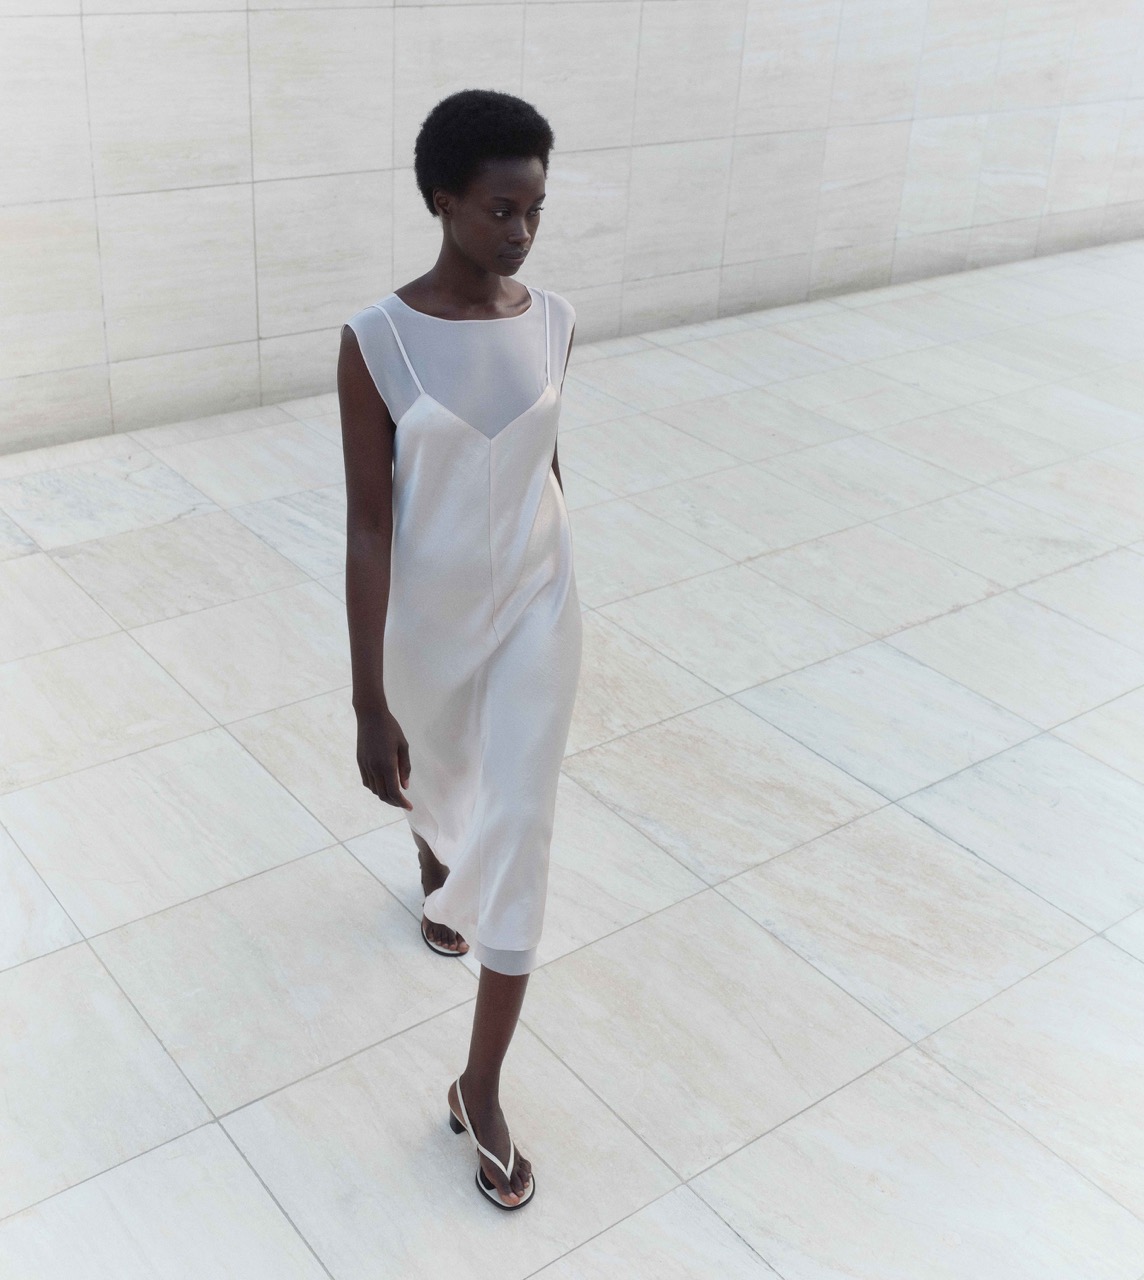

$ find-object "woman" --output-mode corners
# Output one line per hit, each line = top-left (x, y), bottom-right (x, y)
(337, 89), (581, 1210)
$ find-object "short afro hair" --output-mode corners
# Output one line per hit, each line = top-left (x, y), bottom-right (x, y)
(413, 89), (555, 218)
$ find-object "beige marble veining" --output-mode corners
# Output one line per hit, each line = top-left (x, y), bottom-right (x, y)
(869, 401), (1074, 482)
(753, 431), (974, 519)
(560, 344), (752, 412)
(0, 1126), (328, 1279)
(1051, 685), (1144, 786)
(1017, 547), (1144, 651)
(147, 419), (345, 510)
(558, 495), (732, 608)
(529, 1184), (781, 1279)
(126, 403), (297, 451)
(1097, 435), (1144, 481)
(0, 431), (143, 484)
(762, 360), (959, 429)
(720, 804), (1090, 1041)
(648, 384), (853, 460)
(550, 460), (617, 511)
(860, 338), (1046, 405)
(128, 579), (352, 723)
(563, 697), (885, 883)
(0, 727), (332, 935)
(964, 378), (1144, 452)
(553, 411), (741, 497)
(597, 562), (871, 694)
(0, 823), (81, 972)
(627, 461), (861, 560)
(901, 733), (1144, 931)
(923, 938), (1144, 1219)
(747, 521), (1005, 637)
(990, 454), (1144, 545)
(563, 609), (718, 755)
(876, 486), (1116, 586)
(557, 375), (646, 433)
(0, 444), (217, 550)
(225, 686), (386, 842)
(767, 305), (937, 363)
(0, 511), (37, 560)
(525, 890), (906, 1179)
(0, 945), (209, 1220)
(735, 638), (1037, 800)
(92, 847), (472, 1115)
(0, 552), (118, 663)
(858, 287), (1019, 342)
(671, 325), (845, 387)
(50, 509), (310, 629)
(0, 631), (215, 794)
(1105, 908), (1144, 961)
(885, 589), (1144, 728)
(1063, 358), (1144, 417)
(690, 1048), (1144, 1279)
(228, 482), (347, 579)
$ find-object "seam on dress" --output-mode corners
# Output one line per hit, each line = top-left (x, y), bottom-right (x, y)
(488, 446), (501, 643)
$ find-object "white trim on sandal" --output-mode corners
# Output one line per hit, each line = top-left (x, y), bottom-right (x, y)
(449, 1076), (536, 1210)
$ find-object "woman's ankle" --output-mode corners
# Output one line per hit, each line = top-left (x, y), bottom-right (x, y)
(459, 1068), (500, 1106)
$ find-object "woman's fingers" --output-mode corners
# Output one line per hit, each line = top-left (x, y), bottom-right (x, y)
(356, 718), (412, 809)
(382, 761), (413, 810)
(360, 758), (386, 802)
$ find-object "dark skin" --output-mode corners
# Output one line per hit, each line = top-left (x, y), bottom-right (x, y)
(338, 155), (574, 1206)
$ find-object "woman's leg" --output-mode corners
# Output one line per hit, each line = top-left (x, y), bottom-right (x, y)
(415, 835), (533, 1201)
(414, 833), (468, 953)
(449, 967), (534, 1203)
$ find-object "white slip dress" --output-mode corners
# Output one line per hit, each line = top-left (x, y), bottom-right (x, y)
(345, 285), (582, 975)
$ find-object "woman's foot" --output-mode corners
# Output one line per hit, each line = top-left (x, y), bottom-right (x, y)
(449, 1075), (533, 1205)
(419, 849), (468, 954)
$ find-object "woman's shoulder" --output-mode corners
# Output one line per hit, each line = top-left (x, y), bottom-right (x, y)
(343, 300), (390, 339)
(539, 287), (575, 328)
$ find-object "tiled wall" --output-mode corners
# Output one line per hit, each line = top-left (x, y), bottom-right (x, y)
(3, 0), (1144, 453)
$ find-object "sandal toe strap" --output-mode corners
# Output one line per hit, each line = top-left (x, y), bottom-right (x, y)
(474, 1134), (513, 1179)
(455, 1077), (516, 1178)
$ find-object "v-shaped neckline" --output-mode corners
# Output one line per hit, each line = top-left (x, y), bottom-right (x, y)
(395, 380), (556, 443)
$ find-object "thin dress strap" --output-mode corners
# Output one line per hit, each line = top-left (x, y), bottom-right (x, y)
(373, 301), (426, 396)
(541, 288), (550, 385)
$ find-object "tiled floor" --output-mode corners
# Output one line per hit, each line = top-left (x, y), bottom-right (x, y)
(2, 240), (1144, 1277)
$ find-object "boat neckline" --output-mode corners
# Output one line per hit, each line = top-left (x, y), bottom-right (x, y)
(387, 286), (535, 323)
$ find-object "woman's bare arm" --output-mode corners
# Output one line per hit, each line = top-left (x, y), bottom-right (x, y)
(339, 324), (413, 810)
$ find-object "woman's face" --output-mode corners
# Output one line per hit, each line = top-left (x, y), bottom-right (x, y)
(435, 156), (546, 274)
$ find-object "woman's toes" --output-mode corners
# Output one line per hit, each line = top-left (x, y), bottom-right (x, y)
(487, 1166), (519, 1203)
(508, 1160), (531, 1197)
(424, 916), (468, 952)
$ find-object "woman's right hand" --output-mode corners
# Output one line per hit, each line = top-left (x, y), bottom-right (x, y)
(355, 705), (413, 810)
